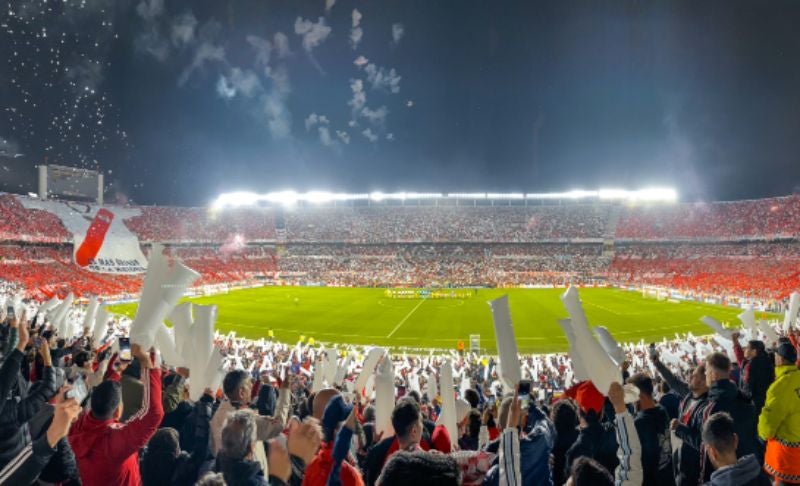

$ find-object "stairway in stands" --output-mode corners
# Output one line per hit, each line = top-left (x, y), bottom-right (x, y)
(602, 205), (623, 258)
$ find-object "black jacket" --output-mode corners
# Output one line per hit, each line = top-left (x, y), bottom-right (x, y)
(0, 349), (56, 471)
(216, 456), (271, 486)
(0, 434), (58, 485)
(564, 420), (619, 479)
(653, 358), (707, 486)
(699, 379), (758, 483)
(740, 352), (773, 415)
(142, 394), (214, 486)
(633, 405), (675, 486)
(552, 427), (579, 486)
(26, 403), (80, 484)
(257, 382), (277, 417)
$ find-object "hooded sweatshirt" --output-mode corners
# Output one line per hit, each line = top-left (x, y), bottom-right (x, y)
(706, 454), (770, 486)
(68, 367), (163, 486)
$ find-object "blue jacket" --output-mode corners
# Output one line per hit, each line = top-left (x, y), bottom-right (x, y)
(483, 405), (555, 486)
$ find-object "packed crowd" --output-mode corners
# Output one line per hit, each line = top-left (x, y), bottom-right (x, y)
(610, 243), (800, 301)
(616, 195), (800, 240)
(282, 205), (611, 243)
(0, 285), (799, 486)
(125, 207), (277, 243)
(4, 193), (800, 245)
(3, 240), (800, 301)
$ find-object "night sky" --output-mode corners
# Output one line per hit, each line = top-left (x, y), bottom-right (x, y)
(2, 0), (800, 206)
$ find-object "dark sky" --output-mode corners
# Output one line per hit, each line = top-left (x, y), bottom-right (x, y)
(2, 0), (800, 206)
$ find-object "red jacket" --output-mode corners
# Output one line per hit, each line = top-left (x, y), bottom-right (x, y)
(302, 441), (365, 486)
(69, 367), (164, 486)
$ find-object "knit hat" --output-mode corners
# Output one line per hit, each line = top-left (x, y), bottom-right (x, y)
(776, 341), (798, 364)
(322, 394), (353, 442)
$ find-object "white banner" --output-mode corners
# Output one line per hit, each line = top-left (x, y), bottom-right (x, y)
(18, 196), (148, 274)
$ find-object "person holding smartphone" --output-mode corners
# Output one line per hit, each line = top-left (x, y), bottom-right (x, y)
(0, 309), (59, 476)
(68, 343), (164, 486)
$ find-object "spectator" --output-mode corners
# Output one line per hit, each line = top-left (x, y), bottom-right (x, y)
(365, 398), (424, 486)
(139, 387), (215, 486)
(302, 395), (363, 486)
(731, 333), (774, 415)
(0, 398), (81, 485)
(375, 450), (460, 486)
(702, 412), (770, 486)
(651, 350), (708, 486)
(657, 382), (680, 421)
(215, 411), (273, 486)
(626, 373), (674, 486)
(68, 344), (164, 486)
(482, 393), (555, 486)
(607, 381), (643, 486)
(210, 370), (291, 474)
(565, 457), (613, 486)
(563, 381), (619, 479)
(759, 341), (800, 484)
(0, 313), (57, 472)
(697, 352), (758, 482)
(551, 399), (580, 486)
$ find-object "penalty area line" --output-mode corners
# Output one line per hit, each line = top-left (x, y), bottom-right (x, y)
(387, 299), (427, 338)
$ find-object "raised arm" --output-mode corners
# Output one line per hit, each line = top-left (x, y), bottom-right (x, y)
(609, 382), (643, 486)
(108, 346), (164, 461)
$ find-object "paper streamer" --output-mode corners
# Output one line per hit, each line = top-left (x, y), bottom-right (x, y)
(437, 359), (458, 451)
(155, 324), (183, 367)
(784, 292), (800, 332)
(594, 326), (626, 366)
(374, 357), (395, 439)
(333, 356), (352, 387)
(37, 296), (61, 316)
(92, 307), (110, 344)
(201, 347), (224, 398)
(311, 356), (325, 393)
(169, 303), (194, 356)
(488, 295), (521, 393)
(324, 347), (338, 386)
(560, 286), (620, 397)
(738, 306), (757, 332)
(130, 245), (201, 348)
(759, 320), (779, 347)
(426, 370), (438, 400)
(187, 305), (217, 401)
(52, 293), (74, 338)
(354, 347), (385, 400)
(700, 316), (734, 339)
(82, 296), (100, 334)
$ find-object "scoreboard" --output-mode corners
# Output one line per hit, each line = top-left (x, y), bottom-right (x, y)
(39, 164), (104, 204)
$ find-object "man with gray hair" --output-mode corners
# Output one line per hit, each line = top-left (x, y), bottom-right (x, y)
(216, 410), (289, 486)
(210, 370), (291, 474)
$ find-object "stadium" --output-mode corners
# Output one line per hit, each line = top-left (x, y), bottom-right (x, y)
(0, 189), (796, 351)
(4, 1), (800, 485)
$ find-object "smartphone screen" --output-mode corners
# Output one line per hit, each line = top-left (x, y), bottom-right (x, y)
(67, 376), (88, 404)
(517, 380), (532, 409)
(119, 337), (132, 361)
(6, 306), (14, 319)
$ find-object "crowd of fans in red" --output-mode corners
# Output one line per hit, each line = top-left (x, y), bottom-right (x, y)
(1, 194), (800, 300)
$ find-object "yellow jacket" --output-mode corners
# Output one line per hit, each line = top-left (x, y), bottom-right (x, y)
(758, 365), (800, 443)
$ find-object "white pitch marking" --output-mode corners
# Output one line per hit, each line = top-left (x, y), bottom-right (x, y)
(387, 298), (427, 338)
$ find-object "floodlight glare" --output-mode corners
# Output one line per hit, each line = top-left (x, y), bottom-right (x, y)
(210, 186), (679, 209)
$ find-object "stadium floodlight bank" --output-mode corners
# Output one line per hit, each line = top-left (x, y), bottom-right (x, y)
(211, 187), (678, 210)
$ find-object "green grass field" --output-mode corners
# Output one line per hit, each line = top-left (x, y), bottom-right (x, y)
(109, 287), (764, 354)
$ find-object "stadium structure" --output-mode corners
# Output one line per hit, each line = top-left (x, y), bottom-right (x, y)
(1, 189), (798, 307)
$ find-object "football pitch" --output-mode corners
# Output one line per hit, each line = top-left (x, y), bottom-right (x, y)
(109, 287), (762, 354)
